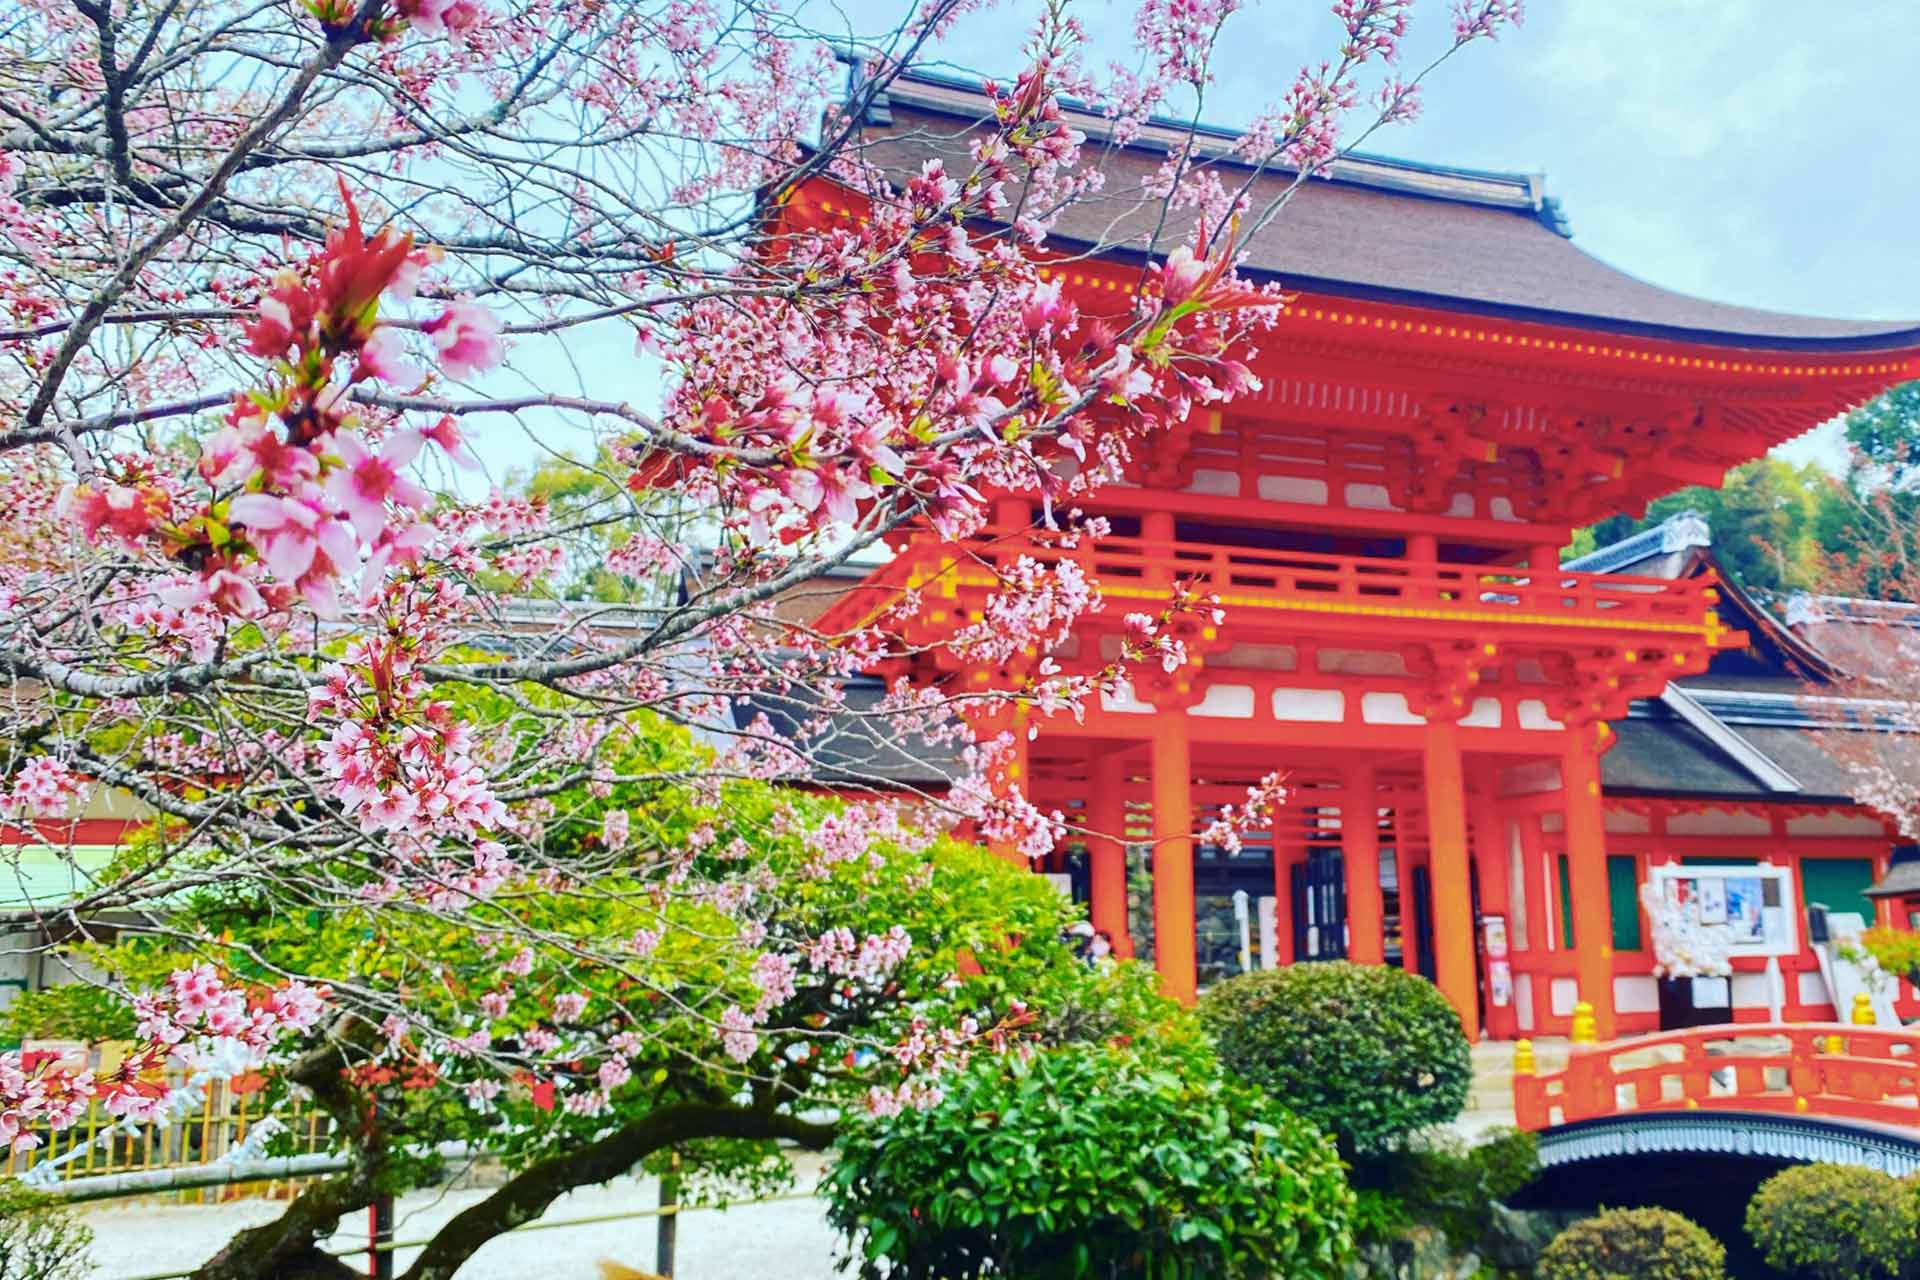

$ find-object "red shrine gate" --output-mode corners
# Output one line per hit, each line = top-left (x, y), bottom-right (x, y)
(801, 73), (1920, 1041)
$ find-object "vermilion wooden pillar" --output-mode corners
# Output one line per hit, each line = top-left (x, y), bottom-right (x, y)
(1343, 764), (1386, 965)
(1087, 747), (1134, 958)
(1469, 779), (1518, 1039)
(1151, 714), (1197, 1004)
(1560, 729), (1618, 1041)
(1423, 717), (1480, 1040)
(990, 707), (1031, 865)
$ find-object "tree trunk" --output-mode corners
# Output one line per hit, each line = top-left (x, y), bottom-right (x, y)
(189, 1167), (377, 1280)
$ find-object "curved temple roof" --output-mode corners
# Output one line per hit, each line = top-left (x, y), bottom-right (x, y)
(856, 72), (1920, 352)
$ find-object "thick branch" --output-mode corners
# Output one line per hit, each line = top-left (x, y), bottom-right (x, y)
(396, 1102), (835, 1280)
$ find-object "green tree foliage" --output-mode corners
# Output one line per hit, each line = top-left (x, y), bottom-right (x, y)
(1538, 1207), (1724, 1280)
(1745, 1162), (1920, 1280)
(1578, 458), (1838, 597)
(5, 705), (1080, 1275)
(825, 968), (1356, 1280)
(1844, 379), (1920, 485)
(1196, 961), (1472, 1157)
(1366, 1127), (1540, 1253)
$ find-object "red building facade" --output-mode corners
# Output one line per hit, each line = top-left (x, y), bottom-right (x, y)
(809, 76), (1920, 1041)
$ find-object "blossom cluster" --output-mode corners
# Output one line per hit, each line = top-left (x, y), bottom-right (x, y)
(0, 969), (328, 1150)
(64, 184), (498, 622)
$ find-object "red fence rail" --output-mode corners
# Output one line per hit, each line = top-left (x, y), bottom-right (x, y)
(1515, 1024), (1920, 1132)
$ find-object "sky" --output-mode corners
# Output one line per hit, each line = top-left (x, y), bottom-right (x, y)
(922, 0), (1920, 467)
(467, 2), (1919, 484)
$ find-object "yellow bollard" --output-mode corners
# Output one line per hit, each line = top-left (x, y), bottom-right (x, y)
(1514, 1038), (1536, 1077)
(1853, 992), (1876, 1026)
(1571, 1001), (1597, 1046)
(1825, 1034), (1843, 1055)
(1795, 1096), (1809, 1112)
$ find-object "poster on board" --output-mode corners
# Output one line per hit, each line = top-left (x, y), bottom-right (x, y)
(1697, 876), (1728, 925)
(1646, 863), (1798, 960)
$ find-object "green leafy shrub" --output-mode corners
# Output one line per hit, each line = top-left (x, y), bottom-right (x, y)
(1857, 926), (1920, 986)
(1375, 1127), (1541, 1252)
(0, 1183), (93, 1280)
(826, 1033), (1354, 1279)
(1745, 1162), (1919, 1280)
(1197, 961), (1471, 1155)
(1538, 1207), (1724, 1280)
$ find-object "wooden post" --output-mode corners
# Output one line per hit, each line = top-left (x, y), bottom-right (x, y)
(369, 1193), (395, 1280)
(1343, 764), (1386, 965)
(1152, 713), (1197, 1004)
(656, 1150), (680, 1276)
(1408, 532), (1439, 600)
(1423, 716), (1480, 1040)
(1088, 747), (1133, 958)
(1561, 729), (1618, 1042)
(1517, 812), (1550, 1027)
(1271, 820), (1299, 968)
(1470, 779), (1518, 1039)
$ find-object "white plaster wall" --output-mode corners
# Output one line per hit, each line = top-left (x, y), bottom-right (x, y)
(1189, 684), (1255, 718)
(1361, 692), (1424, 725)
(1272, 688), (1345, 722)
(1669, 810), (1773, 837)
(1615, 976), (1659, 1014)
(1788, 812), (1888, 837)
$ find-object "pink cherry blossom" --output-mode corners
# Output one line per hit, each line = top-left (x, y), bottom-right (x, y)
(324, 430), (430, 542)
(423, 299), (504, 379)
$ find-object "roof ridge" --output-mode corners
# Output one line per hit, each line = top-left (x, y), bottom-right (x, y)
(859, 65), (1564, 230)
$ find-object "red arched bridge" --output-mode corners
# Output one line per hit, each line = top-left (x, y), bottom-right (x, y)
(1513, 1021), (1920, 1184)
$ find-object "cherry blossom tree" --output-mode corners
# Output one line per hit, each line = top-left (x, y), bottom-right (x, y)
(0, 0), (1518, 1271)
(1804, 480), (1920, 840)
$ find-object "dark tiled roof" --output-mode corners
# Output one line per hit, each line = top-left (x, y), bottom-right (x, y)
(1868, 848), (1920, 898)
(1602, 716), (1771, 798)
(859, 74), (1920, 351)
(736, 681), (959, 788)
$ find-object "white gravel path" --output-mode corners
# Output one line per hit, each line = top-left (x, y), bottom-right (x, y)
(79, 1154), (844, 1280)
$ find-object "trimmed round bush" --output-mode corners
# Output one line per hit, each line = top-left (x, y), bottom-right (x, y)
(1746, 1162), (1919, 1280)
(1538, 1207), (1724, 1280)
(826, 1040), (1355, 1279)
(1198, 961), (1471, 1155)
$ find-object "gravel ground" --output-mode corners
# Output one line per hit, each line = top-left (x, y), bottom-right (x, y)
(80, 1153), (843, 1280)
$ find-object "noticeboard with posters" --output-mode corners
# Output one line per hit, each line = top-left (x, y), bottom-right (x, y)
(1647, 862), (1799, 959)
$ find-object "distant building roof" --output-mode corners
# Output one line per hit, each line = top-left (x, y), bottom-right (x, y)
(1563, 511), (1713, 575)
(857, 72), (1920, 352)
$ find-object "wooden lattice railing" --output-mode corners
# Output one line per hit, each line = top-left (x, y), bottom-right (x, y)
(849, 528), (1725, 640)
(1515, 1023), (1920, 1131)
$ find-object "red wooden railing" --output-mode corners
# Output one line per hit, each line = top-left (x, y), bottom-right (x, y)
(1515, 1024), (1920, 1132)
(885, 529), (1720, 636)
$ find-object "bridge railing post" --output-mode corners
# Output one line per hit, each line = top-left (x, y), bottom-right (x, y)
(1512, 1039), (1548, 1129)
(1680, 1035), (1711, 1107)
(1788, 1028), (1819, 1101)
